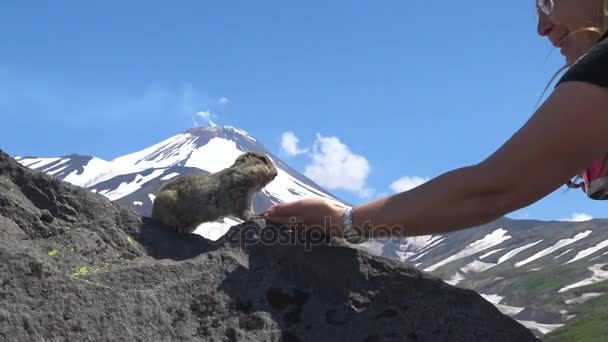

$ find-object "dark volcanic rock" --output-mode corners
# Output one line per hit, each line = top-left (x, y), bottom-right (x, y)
(0, 150), (539, 341)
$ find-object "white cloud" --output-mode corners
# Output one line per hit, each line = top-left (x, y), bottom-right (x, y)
(561, 212), (593, 222)
(303, 133), (372, 198)
(218, 96), (229, 105)
(390, 176), (430, 193)
(193, 110), (218, 127)
(280, 131), (308, 156)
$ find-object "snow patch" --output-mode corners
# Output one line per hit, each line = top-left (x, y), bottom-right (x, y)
(226, 126), (257, 142)
(497, 240), (544, 264)
(112, 133), (195, 169)
(184, 137), (244, 172)
(133, 201), (143, 206)
(411, 248), (435, 262)
(395, 251), (417, 262)
(564, 292), (603, 305)
(496, 303), (525, 316)
(399, 235), (445, 253)
(590, 251), (608, 261)
(516, 320), (563, 335)
(148, 194), (156, 203)
(160, 172), (180, 180)
(98, 169), (166, 201)
(19, 157), (61, 169)
(395, 235), (445, 262)
(193, 217), (243, 241)
(515, 231), (592, 267)
(424, 228), (511, 272)
(62, 157), (116, 187)
(445, 272), (465, 286)
(553, 248), (573, 259)
(564, 239), (608, 264)
(46, 164), (70, 176)
(460, 259), (497, 273)
(44, 158), (71, 175)
(479, 248), (505, 260)
(480, 294), (503, 304)
(559, 264), (608, 293)
(480, 294), (525, 316)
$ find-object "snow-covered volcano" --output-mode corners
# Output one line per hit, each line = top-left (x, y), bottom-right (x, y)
(17, 125), (348, 240)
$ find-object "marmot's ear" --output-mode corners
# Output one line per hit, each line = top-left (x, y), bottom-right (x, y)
(234, 152), (251, 164)
(258, 154), (272, 165)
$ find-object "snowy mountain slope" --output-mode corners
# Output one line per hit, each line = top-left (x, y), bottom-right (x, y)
(18, 125), (348, 240)
(381, 216), (608, 337)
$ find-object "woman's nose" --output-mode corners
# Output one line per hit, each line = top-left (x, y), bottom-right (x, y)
(537, 12), (553, 36)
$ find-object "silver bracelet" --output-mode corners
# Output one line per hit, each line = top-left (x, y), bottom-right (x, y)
(342, 206), (363, 243)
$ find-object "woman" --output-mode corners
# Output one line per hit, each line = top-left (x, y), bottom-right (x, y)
(263, 0), (608, 242)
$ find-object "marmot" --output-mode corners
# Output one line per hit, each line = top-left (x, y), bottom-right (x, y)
(151, 151), (278, 234)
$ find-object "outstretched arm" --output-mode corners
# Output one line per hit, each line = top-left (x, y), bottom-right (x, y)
(354, 164), (503, 237)
(353, 81), (608, 237)
(265, 82), (608, 238)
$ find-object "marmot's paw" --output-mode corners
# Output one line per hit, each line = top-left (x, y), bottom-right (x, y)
(246, 214), (265, 220)
(252, 217), (266, 228)
(242, 214), (266, 228)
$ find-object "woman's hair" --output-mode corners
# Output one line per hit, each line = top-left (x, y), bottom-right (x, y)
(534, 0), (608, 109)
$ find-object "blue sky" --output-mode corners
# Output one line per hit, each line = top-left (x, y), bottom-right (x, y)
(2, 1), (605, 221)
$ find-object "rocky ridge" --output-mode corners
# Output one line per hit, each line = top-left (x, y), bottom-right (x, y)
(0, 150), (538, 341)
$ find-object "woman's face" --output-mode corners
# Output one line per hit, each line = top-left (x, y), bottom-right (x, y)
(537, 0), (603, 64)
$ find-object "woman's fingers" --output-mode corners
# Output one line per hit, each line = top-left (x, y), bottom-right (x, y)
(264, 199), (319, 225)
(263, 204), (298, 224)
(262, 199), (345, 237)
(264, 213), (295, 225)
(268, 201), (298, 215)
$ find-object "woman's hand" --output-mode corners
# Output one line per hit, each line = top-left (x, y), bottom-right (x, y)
(262, 198), (347, 237)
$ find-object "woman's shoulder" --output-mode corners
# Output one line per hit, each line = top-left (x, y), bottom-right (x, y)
(555, 32), (608, 88)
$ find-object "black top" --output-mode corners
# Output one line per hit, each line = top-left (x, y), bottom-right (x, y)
(555, 30), (608, 88)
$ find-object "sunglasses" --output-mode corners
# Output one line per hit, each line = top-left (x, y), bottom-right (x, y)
(536, 0), (555, 19)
